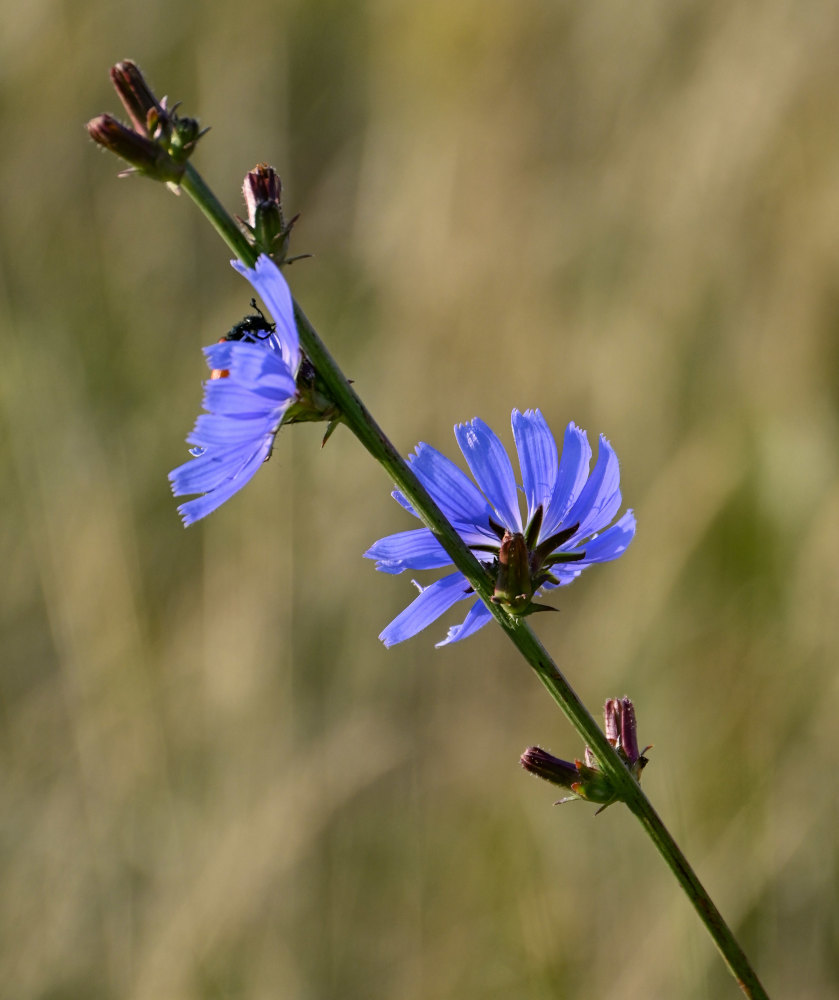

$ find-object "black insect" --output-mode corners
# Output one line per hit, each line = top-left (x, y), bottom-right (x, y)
(225, 299), (275, 343)
(209, 300), (278, 380)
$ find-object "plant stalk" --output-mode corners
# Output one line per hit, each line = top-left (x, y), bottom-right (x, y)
(178, 164), (769, 1000)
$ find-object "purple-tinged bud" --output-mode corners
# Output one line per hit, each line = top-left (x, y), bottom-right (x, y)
(617, 697), (640, 762)
(86, 114), (184, 182)
(520, 746), (579, 789)
(604, 697), (621, 746)
(110, 61), (163, 136)
(521, 747), (619, 810)
(600, 696), (651, 780)
(243, 164), (282, 228)
(243, 164), (285, 257)
(241, 164), (310, 264)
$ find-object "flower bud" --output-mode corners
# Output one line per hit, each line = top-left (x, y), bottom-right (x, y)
(86, 115), (183, 182)
(244, 164), (285, 257)
(243, 164), (282, 227)
(241, 164), (310, 264)
(521, 747), (619, 809)
(520, 746), (580, 788)
(604, 697), (621, 746)
(109, 60), (162, 135)
(602, 696), (651, 779)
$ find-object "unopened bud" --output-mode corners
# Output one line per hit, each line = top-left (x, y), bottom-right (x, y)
(603, 698), (621, 746)
(601, 696), (650, 779)
(521, 746), (618, 810)
(110, 60), (162, 135)
(241, 164), (309, 264)
(520, 746), (580, 789)
(86, 114), (183, 181)
(618, 697), (640, 762)
(243, 164), (282, 228)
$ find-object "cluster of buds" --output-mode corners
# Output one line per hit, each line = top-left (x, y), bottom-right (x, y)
(521, 697), (652, 815)
(86, 61), (206, 184)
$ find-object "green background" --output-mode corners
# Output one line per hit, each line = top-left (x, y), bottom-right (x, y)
(2, 0), (838, 996)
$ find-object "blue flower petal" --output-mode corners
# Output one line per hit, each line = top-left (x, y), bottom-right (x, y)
(512, 408), (558, 522)
(538, 566), (582, 590)
(202, 362), (296, 408)
(187, 411), (278, 447)
(541, 512), (636, 591)
(170, 337), (296, 525)
(391, 489), (417, 515)
(379, 572), (473, 647)
(455, 418), (522, 531)
(541, 422), (592, 538)
(364, 528), (451, 574)
(170, 439), (270, 493)
(173, 442), (271, 526)
(567, 510), (636, 566)
(409, 442), (494, 525)
(231, 255), (300, 373)
(220, 341), (291, 381)
(435, 600), (493, 646)
(203, 341), (238, 368)
(365, 522), (497, 575)
(564, 434), (622, 542)
(199, 385), (288, 420)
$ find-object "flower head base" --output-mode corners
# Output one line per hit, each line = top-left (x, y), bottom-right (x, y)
(169, 255), (301, 526)
(521, 696), (652, 815)
(365, 410), (635, 646)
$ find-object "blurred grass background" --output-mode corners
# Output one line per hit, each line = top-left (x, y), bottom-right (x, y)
(2, 0), (839, 996)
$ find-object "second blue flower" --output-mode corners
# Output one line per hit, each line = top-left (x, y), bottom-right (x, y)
(365, 409), (636, 647)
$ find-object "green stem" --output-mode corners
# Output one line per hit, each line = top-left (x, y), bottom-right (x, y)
(181, 165), (258, 269)
(178, 164), (769, 1000)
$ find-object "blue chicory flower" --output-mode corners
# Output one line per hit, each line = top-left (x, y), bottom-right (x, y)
(169, 254), (301, 525)
(365, 409), (636, 646)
